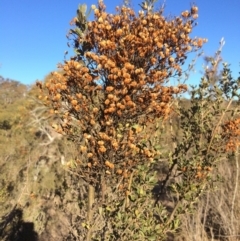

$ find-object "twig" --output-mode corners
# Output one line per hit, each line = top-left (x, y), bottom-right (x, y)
(123, 171), (134, 210)
(231, 146), (239, 233)
(86, 184), (95, 241)
(202, 191), (210, 239)
(17, 156), (31, 205)
(207, 98), (233, 153)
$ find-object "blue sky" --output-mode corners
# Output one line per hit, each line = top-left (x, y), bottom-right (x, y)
(0, 0), (239, 86)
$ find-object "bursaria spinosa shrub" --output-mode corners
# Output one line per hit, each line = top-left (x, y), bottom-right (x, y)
(36, 0), (211, 240)
(38, 0), (206, 188)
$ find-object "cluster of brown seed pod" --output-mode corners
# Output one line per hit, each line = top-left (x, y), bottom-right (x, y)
(39, 1), (206, 187)
(222, 118), (240, 151)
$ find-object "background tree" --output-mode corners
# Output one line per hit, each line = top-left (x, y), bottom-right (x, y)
(0, 76), (27, 107)
(201, 38), (225, 86)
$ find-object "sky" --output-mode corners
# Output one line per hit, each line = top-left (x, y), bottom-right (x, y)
(0, 0), (239, 87)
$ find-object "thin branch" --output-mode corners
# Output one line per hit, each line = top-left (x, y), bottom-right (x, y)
(231, 146), (239, 233)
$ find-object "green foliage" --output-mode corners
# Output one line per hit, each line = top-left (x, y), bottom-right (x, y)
(139, 0), (158, 13)
(157, 45), (240, 238)
(68, 3), (93, 57)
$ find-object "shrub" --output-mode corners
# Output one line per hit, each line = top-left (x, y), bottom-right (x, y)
(36, 1), (240, 240)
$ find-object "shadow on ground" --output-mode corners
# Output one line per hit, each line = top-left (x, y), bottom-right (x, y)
(0, 205), (38, 241)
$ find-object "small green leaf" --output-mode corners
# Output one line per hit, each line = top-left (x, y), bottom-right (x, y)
(135, 209), (139, 217)
(148, 176), (156, 183)
(79, 4), (87, 14)
(117, 212), (121, 219)
(98, 207), (103, 215)
(138, 187), (144, 196)
(81, 222), (89, 229)
(129, 194), (136, 202)
(106, 206), (112, 211)
(132, 124), (139, 129)
(148, 235), (157, 240)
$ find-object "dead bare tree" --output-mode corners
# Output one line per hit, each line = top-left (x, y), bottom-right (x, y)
(28, 105), (62, 146)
